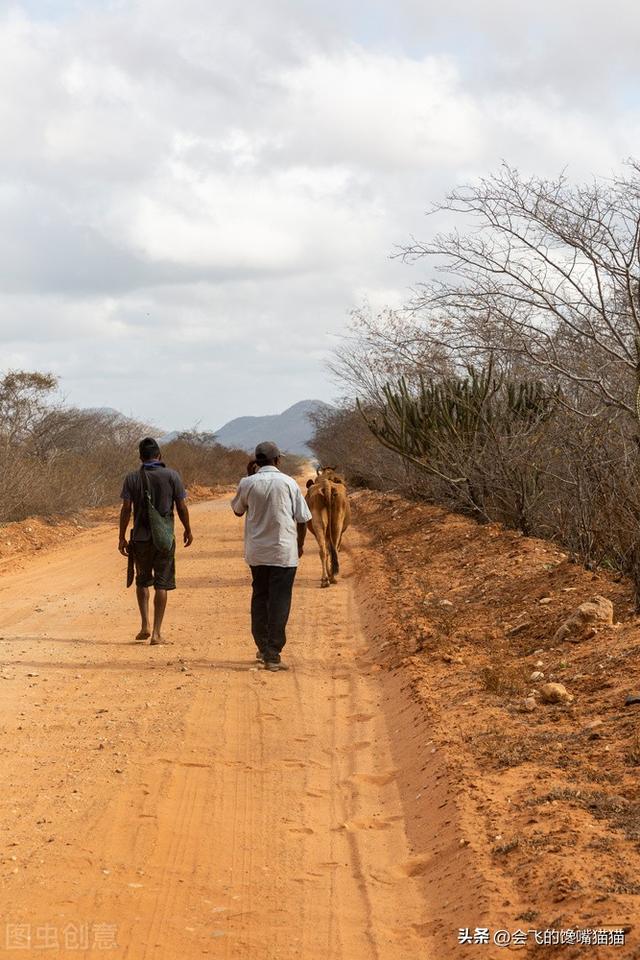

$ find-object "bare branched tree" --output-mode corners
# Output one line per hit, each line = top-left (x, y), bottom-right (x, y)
(328, 303), (453, 403)
(0, 371), (59, 450)
(400, 161), (640, 417)
(319, 159), (640, 603)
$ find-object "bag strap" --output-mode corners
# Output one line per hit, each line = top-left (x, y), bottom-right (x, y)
(140, 464), (152, 512)
(139, 463), (172, 520)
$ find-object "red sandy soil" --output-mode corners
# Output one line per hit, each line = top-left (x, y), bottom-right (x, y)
(350, 490), (640, 958)
(0, 484), (637, 958)
(0, 493), (426, 959)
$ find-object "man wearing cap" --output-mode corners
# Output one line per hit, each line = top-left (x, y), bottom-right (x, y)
(119, 437), (193, 644)
(231, 441), (311, 672)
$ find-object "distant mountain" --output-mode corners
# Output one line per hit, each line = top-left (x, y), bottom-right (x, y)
(214, 400), (332, 456)
(157, 429), (181, 444)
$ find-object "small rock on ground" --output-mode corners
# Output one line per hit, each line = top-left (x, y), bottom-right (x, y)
(553, 595), (613, 644)
(540, 682), (573, 705)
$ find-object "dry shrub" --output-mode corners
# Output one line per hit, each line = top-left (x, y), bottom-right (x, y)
(162, 434), (305, 488)
(479, 662), (529, 697)
(308, 402), (409, 490)
(319, 161), (640, 605)
(0, 372), (259, 523)
(162, 433), (248, 488)
(311, 396), (640, 605)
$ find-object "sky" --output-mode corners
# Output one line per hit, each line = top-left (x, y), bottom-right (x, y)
(1, 0), (639, 430)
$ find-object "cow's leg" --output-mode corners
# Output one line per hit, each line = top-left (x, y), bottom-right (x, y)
(328, 539), (338, 583)
(318, 531), (331, 587)
(328, 507), (344, 583)
(309, 513), (330, 587)
(318, 525), (332, 587)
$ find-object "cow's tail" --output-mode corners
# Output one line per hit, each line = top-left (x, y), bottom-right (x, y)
(328, 486), (339, 576)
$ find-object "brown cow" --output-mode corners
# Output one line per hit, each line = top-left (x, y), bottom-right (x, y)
(305, 475), (350, 587)
(315, 465), (346, 485)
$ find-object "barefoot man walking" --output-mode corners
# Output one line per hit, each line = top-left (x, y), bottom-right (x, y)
(231, 441), (311, 671)
(119, 437), (193, 644)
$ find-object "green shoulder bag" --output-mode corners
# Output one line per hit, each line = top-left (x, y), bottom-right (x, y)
(140, 466), (175, 555)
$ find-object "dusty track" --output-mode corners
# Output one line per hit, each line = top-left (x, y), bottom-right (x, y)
(0, 497), (430, 959)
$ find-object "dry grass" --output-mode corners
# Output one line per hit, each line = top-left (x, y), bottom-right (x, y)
(530, 788), (640, 841)
(492, 836), (521, 856)
(606, 874), (640, 896)
(624, 727), (640, 767)
(479, 661), (529, 697)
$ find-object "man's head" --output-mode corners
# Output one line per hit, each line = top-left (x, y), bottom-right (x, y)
(254, 440), (281, 467)
(139, 437), (161, 462)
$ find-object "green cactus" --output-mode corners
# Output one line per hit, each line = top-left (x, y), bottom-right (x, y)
(358, 363), (559, 485)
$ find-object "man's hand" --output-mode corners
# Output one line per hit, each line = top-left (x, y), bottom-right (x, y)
(297, 521), (307, 559)
(119, 500), (132, 555)
(176, 500), (192, 547)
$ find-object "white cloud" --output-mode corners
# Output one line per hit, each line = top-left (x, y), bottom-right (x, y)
(0, 0), (638, 427)
(118, 161), (380, 273)
(280, 51), (482, 170)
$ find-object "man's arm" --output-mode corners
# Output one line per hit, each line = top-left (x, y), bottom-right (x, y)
(119, 500), (132, 555)
(176, 500), (193, 547)
(293, 484), (312, 557)
(297, 522), (307, 558)
(171, 472), (193, 547)
(231, 479), (248, 517)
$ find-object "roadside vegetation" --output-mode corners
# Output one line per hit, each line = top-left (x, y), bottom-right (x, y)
(310, 160), (640, 601)
(0, 371), (256, 523)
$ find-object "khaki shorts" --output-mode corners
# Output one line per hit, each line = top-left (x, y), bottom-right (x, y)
(132, 539), (176, 590)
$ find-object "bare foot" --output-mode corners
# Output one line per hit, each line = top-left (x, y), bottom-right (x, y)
(150, 636), (171, 645)
(135, 630), (151, 641)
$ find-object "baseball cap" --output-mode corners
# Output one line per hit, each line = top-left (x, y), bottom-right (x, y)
(254, 440), (281, 462)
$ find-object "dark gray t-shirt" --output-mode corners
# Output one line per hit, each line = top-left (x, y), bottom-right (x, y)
(120, 462), (187, 542)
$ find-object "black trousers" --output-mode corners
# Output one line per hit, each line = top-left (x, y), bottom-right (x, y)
(250, 565), (297, 663)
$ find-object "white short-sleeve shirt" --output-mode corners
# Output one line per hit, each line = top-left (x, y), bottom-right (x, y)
(231, 466), (312, 567)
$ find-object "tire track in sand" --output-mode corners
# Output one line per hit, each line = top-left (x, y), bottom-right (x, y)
(0, 496), (430, 959)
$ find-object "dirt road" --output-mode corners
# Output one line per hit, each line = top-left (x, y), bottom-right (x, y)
(0, 497), (430, 959)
